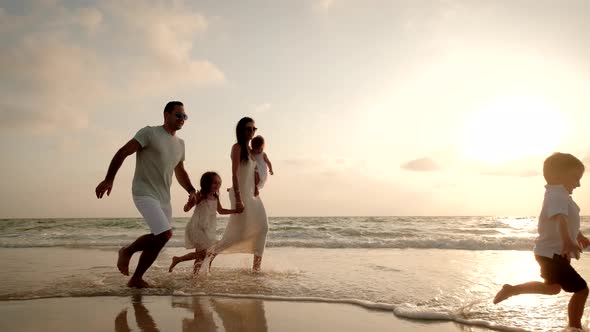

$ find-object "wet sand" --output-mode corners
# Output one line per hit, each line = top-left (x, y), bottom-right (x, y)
(0, 295), (492, 332)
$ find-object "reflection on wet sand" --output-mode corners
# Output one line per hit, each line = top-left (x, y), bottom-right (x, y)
(211, 298), (268, 332)
(114, 295), (267, 332)
(115, 294), (160, 332)
(173, 297), (218, 332)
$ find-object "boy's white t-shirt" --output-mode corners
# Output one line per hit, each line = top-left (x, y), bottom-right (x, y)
(533, 185), (581, 258)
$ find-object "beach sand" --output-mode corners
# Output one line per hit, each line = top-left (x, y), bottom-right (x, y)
(4, 246), (583, 331)
(0, 295), (491, 332)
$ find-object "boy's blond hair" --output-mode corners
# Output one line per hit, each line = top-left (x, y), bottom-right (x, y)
(543, 152), (585, 184)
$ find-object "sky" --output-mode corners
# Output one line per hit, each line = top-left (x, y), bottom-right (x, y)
(1, 0), (589, 218)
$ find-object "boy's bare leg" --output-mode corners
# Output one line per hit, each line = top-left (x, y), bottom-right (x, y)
(568, 287), (589, 328)
(192, 250), (207, 274)
(494, 282), (561, 304)
(127, 230), (172, 288)
(169, 251), (199, 272)
(253, 255), (262, 272)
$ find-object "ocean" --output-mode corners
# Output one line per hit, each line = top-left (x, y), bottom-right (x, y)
(1, 216), (589, 331)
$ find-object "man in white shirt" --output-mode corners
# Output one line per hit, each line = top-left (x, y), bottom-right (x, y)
(95, 101), (197, 288)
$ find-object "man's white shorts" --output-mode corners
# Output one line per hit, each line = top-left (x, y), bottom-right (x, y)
(133, 196), (172, 235)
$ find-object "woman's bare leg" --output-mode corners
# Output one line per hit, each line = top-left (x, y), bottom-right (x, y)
(207, 253), (218, 271)
(193, 250), (207, 275)
(253, 255), (262, 272)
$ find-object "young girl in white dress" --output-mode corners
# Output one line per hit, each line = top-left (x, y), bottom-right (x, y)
(168, 172), (241, 274)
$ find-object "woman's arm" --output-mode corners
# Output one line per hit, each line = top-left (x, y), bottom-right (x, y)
(231, 144), (244, 208)
(217, 198), (240, 214)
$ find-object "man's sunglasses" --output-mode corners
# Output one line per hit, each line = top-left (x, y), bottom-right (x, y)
(246, 126), (257, 132)
(175, 112), (188, 121)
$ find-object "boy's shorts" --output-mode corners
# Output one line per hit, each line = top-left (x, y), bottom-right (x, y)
(535, 254), (587, 293)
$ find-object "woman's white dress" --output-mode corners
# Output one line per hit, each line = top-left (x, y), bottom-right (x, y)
(184, 199), (217, 251)
(211, 158), (268, 256)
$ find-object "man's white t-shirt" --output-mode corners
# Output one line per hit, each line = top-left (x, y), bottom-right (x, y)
(131, 126), (185, 204)
(533, 185), (581, 258)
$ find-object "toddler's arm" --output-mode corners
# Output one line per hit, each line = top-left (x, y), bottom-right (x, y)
(577, 232), (590, 250)
(264, 153), (274, 175)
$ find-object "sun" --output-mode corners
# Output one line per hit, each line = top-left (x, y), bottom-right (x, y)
(462, 96), (567, 164)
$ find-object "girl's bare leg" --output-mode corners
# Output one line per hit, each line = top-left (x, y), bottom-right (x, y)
(168, 251), (199, 272)
(253, 255), (262, 272)
(193, 250), (207, 275)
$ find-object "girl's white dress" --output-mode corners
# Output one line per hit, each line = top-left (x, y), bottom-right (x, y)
(184, 198), (217, 251)
(210, 157), (268, 256)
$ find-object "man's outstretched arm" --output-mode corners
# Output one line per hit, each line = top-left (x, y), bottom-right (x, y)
(95, 139), (141, 198)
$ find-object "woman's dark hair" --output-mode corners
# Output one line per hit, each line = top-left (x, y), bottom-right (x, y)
(235, 117), (254, 162)
(199, 171), (220, 199)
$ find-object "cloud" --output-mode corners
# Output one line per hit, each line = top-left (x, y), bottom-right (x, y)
(481, 169), (540, 178)
(401, 157), (440, 172)
(0, 0), (225, 134)
(253, 103), (272, 113)
(318, 0), (334, 9)
(312, 0), (334, 12)
(74, 7), (103, 32)
(583, 153), (590, 172)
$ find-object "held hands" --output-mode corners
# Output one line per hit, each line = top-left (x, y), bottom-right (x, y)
(235, 201), (245, 213)
(95, 179), (113, 199)
(184, 191), (200, 212)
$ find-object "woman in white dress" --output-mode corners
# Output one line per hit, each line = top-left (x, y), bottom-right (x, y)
(210, 117), (269, 271)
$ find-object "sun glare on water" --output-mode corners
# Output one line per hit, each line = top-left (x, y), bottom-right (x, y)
(462, 96), (567, 164)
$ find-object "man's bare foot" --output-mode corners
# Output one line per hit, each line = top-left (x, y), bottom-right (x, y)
(493, 284), (514, 304)
(127, 278), (151, 288)
(117, 247), (131, 276)
(168, 256), (181, 272)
